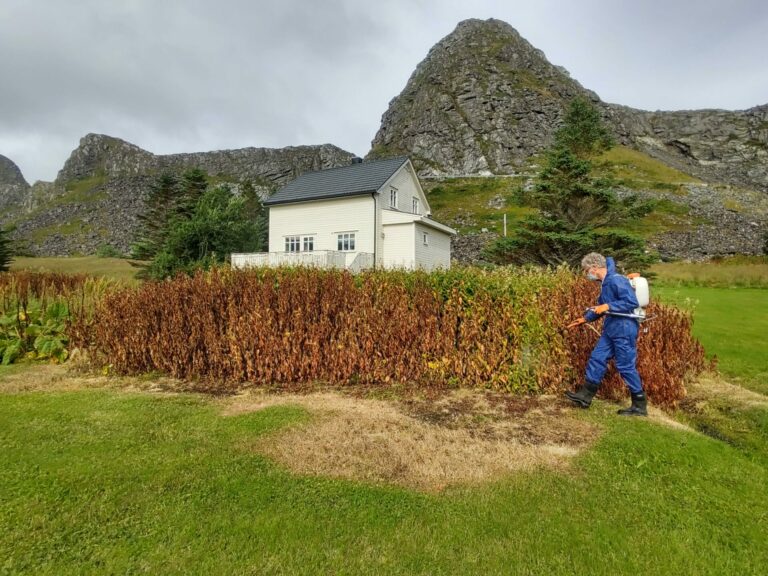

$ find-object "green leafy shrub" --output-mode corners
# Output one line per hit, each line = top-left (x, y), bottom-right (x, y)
(0, 271), (110, 365)
(0, 301), (69, 364)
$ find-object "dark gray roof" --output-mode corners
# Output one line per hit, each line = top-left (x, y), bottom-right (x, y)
(263, 156), (409, 206)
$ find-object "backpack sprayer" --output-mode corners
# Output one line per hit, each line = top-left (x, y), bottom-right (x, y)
(566, 272), (653, 332)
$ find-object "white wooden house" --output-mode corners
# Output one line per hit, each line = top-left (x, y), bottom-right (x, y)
(232, 157), (455, 272)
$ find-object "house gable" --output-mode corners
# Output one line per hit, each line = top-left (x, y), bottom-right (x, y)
(377, 160), (432, 216)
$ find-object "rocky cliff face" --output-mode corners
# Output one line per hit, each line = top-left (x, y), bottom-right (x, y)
(4, 134), (355, 255)
(371, 18), (768, 194)
(607, 104), (768, 193)
(56, 133), (352, 187)
(0, 155), (30, 217)
(368, 18), (597, 176)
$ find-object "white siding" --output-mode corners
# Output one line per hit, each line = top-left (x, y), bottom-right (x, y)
(414, 223), (451, 271)
(268, 195), (375, 258)
(383, 164), (429, 215)
(381, 223), (415, 269)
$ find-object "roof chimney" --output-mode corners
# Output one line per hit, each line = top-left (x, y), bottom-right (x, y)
(351, 157), (363, 164)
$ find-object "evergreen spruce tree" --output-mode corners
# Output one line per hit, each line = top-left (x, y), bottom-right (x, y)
(131, 173), (179, 260)
(0, 227), (12, 272)
(485, 97), (653, 270)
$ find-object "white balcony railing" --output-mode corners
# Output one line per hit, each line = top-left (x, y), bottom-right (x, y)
(231, 250), (375, 271)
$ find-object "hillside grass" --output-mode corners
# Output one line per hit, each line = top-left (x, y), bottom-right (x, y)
(596, 145), (701, 190)
(424, 176), (533, 235)
(1, 377), (766, 575)
(10, 256), (141, 283)
(424, 146), (710, 238)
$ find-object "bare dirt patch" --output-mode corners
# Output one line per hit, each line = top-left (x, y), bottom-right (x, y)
(224, 389), (598, 492)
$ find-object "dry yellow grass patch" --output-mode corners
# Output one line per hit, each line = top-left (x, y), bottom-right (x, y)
(0, 363), (184, 394)
(685, 373), (768, 409)
(224, 389), (598, 492)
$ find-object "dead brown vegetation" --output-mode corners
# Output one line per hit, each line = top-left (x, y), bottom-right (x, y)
(225, 389), (598, 491)
(80, 267), (708, 408)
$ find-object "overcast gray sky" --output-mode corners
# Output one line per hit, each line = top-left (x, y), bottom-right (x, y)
(1, 0), (766, 183)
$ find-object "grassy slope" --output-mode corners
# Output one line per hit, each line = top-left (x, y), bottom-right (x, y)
(1, 388), (766, 576)
(10, 256), (140, 283)
(426, 146), (707, 238)
(423, 176), (533, 235)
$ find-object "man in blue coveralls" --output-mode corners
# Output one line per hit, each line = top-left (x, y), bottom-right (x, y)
(565, 252), (648, 416)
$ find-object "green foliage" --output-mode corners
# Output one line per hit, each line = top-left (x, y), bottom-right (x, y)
(132, 170), (267, 280)
(0, 301), (69, 364)
(553, 96), (614, 158)
(486, 98), (653, 270)
(144, 184), (266, 280)
(0, 227), (12, 271)
(131, 173), (181, 260)
(95, 244), (123, 258)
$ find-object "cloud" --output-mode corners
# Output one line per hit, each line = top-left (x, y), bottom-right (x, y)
(1, 0), (766, 182)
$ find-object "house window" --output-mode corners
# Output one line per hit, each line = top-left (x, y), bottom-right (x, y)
(422, 232), (429, 246)
(303, 236), (314, 252)
(412, 197), (419, 214)
(337, 232), (356, 251)
(285, 236), (301, 252)
(389, 187), (398, 209)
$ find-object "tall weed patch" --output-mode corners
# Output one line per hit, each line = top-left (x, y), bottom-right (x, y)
(87, 267), (707, 407)
(0, 271), (109, 364)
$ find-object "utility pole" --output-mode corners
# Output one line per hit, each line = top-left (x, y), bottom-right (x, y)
(503, 214), (507, 237)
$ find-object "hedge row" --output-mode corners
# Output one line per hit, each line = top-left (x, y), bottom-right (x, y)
(83, 267), (708, 407)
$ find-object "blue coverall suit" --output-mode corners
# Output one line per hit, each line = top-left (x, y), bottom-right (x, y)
(584, 257), (643, 394)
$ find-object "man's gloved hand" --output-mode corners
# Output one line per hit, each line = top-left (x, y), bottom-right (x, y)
(567, 318), (586, 329)
(589, 304), (610, 315)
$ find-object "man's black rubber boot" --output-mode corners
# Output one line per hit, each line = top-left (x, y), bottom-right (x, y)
(565, 382), (600, 408)
(617, 392), (648, 416)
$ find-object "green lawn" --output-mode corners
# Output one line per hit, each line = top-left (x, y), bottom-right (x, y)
(1, 388), (766, 575)
(2, 262), (767, 573)
(655, 286), (768, 394)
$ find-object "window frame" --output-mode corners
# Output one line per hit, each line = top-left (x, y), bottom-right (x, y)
(389, 187), (398, 209)
(285, 235), (301, 253)
(336, 232), (356, 252)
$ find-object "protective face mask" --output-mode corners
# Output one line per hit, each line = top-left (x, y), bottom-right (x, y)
(587, 272), (599, 281)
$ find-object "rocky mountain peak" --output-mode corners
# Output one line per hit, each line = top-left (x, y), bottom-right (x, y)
(0, 154), (29, 188)
(368, 18), (596, 176)
(0, 154), (31, 216)
(56, 133), (155, 183)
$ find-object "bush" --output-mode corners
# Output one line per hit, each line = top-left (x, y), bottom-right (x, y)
(83, 266), (707, 407)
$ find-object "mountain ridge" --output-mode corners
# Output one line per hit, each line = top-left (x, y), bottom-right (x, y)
(1, 17), (766, 258)
(369, 18), (768, 193)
